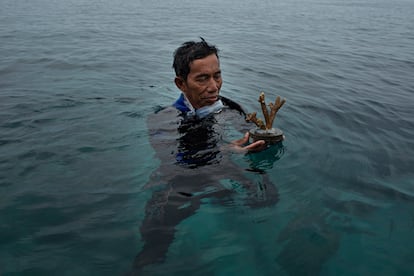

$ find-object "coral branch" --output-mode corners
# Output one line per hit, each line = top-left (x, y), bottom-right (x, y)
(267, 96), (286, 129)
(248, 92), (286, 130)
(258, 92), (270, 128)
(246, 112), (266, 130)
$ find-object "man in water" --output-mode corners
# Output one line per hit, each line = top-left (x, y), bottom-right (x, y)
(132, 38), (279, 273)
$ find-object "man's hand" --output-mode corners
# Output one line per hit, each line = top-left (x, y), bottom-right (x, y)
(230, 132), (267, 153)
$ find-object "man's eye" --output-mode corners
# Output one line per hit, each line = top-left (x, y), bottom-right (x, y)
(197, 76), (209, 82)
(214, 73), (221, 80)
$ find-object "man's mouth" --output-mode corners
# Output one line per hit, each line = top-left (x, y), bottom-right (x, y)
(203, 96), (218, 101)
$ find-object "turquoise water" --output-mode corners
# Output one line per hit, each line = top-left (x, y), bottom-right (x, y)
(1, 0), (414, 275)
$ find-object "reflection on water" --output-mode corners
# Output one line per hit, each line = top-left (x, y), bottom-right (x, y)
(246, 143), (285, 171)
(176, 115), (223, 168)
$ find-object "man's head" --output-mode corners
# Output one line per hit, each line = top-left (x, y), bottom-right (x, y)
(173, 38), (219, 81)
(173, 38), (223, 109)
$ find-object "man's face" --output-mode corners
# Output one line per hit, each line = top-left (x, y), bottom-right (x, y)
(175, 54), (222, 109)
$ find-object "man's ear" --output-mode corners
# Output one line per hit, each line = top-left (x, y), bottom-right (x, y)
(174, 77), (186, 92)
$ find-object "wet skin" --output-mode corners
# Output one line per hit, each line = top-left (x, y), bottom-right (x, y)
(174, 54), (222, 109)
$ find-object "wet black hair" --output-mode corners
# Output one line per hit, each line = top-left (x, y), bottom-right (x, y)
(172, 37), (219, 80)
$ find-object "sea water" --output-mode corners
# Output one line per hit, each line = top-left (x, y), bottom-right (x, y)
(1, 0), (414, 275)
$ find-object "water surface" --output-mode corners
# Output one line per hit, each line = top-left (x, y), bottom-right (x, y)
(1, 0), (414, 275)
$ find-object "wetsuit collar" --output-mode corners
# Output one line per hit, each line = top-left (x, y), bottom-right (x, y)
(173, 93), (191, 113)
(173, 94), (224, 118)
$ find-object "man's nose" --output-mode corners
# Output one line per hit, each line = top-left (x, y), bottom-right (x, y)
(207, 77), (219, 91)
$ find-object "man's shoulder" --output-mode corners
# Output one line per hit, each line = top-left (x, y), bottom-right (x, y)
(155, 105), (180, 115)
(220, 96), (246, 115)
(147, 106), (182, 129)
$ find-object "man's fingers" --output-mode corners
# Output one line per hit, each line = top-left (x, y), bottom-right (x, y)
(233, 132), (249, 146)
(244, 140), (266, 152)
(229, 133), (268, 153)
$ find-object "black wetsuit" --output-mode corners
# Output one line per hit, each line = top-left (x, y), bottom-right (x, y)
(131, 95), (279, 273)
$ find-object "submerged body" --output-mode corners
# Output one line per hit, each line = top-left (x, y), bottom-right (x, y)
(132, 96), (279, 272)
